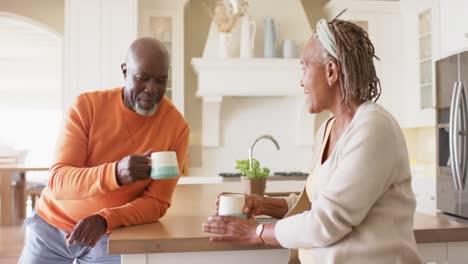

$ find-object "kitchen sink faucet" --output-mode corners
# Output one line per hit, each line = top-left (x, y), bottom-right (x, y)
(249, 135), (280, 169)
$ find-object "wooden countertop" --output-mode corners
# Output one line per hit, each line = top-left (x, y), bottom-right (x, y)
(413, 213), (468, 243)
(108, 212), (468, 254)
(109, 215), (278, 254)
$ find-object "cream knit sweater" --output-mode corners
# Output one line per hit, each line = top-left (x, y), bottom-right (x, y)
(276, 101), (423, 264)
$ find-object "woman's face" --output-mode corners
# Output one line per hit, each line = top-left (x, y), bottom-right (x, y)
(300, 38), (337, 114)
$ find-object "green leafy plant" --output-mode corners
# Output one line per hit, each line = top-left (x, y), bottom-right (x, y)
(235, 159), (270, 180)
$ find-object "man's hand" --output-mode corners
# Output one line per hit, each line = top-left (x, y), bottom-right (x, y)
(116, 150), (152, 185)
(65, 215), (108, 247)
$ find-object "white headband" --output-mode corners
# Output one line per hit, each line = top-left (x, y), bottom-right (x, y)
(316, 19), (337, 59)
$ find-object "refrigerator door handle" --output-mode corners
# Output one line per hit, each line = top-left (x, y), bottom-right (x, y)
(454, 81), (464, 190)
(453, 82), (465, 190)
(450, 81), (461, 190)
(459, 81), (468, 190)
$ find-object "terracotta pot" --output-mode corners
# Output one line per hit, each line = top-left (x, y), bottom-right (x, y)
(240, 176), (267, 196)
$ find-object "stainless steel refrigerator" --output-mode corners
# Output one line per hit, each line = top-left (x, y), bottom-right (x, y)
(436, 50), (468, 218)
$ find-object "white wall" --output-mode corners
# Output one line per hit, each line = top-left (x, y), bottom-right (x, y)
(302, 0), (327, 29)
(189, 97), (319, 176)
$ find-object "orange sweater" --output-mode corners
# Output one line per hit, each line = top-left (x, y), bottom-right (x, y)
(36, 87), (189, 232)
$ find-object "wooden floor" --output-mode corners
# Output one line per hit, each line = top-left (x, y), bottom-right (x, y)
(0, 225), (25, 263)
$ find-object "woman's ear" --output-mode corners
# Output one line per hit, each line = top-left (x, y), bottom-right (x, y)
(325, 60), (340, 87)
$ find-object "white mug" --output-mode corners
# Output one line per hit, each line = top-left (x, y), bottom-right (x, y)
(218, 194), (247, 219)
(149, 151), (179, 180)
(283, 39), (297, 58)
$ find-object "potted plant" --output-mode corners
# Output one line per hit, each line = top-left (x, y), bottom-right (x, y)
(235, 158), (270, 196)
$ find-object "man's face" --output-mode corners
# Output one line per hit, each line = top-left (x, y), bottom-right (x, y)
(121, 53), (169, 116)
(300, 37), (335, 114)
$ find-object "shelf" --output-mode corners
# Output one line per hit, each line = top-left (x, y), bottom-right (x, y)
(420, 83), (433, 88)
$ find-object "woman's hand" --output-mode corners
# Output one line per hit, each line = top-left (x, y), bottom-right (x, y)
(243, 194), (265, 218)
(202, 215), (262, 245)
(216, 193), (265, 219)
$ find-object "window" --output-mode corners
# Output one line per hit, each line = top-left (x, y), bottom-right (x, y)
(0, 15), (62, 167)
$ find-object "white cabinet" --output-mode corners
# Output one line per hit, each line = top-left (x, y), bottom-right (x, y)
(325, 1), (446, 128)
(397, 0), (440, 128)
(323, 1), (404, 124)
(63, 0), (138, 111)
(138, 0), (186, 115)
(439, 0), (468, 57)
(412, 174), (436, 214)
(419, 9), (434, 109)
(398, 0), (468, 127)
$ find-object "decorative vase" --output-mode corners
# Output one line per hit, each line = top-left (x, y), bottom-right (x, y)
(240, 176), (267, 196)
(218, 32), (233, 59)
(240, 16), (256, 58)
(263, 17), (277, 58)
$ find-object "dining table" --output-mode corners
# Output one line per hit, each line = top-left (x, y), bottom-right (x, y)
(0, 164), (49, 226)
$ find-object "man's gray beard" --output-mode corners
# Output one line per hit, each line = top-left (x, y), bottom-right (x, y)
(135, 102), (158, 116)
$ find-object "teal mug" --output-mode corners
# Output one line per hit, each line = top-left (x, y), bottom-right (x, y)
(150, 151), (179, 180)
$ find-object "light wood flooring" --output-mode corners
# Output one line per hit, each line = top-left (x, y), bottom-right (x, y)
(0, 225), (24, 264)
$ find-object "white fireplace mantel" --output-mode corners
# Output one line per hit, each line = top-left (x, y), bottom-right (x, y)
(191, 58), (316, 147)
(192, 58), (302, 98)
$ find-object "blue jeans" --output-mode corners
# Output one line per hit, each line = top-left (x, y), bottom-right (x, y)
(19, 212), (121, 264)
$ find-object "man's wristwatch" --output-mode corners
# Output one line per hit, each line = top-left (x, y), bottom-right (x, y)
(255, 223), (265, 244)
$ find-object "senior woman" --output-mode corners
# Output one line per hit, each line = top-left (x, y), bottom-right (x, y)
(202, 18), (423, 264)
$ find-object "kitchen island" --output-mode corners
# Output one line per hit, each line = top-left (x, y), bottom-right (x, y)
(109, 181), (468, 264)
